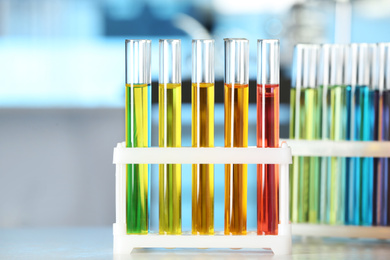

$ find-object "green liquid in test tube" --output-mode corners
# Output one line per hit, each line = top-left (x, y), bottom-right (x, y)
(290, 45), (303, 223)
(125, 39), (152, 234)
(318, 44), (331, 224)
(328, 45), (350, 225)
(300, 45), (320, 223)
(290, 45), (320, 223)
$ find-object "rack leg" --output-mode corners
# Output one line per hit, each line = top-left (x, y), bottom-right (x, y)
(271, 238), (292, 255)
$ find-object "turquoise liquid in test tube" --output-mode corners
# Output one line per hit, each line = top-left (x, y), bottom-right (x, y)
(328, 44), (350, 225)
(344, 43), (358, 226)
(356, 44), (375, 226)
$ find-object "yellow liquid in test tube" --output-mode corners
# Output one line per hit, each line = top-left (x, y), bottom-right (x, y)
(191, 83), (215, 235)
(159, 83), (182, 235)
(224, 83), (248, 235)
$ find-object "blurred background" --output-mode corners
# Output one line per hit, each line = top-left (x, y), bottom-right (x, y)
(1, 0), (390, 228)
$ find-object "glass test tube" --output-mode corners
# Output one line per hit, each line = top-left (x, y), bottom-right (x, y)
(298, 45), (321, 223)
(290, 44), (321, 224)
(303, 45), (321, 224)
(356, 44), (374, 226)
(344, 43), (358, 225)
(378, 43), (390, 226)
(317, 44), (331, 224)
(191, 39), (215, 235)
(224, 38), (249, 235)
(368, 44), (380, 226)
(159, 39), (182, 234)
(328, 44), (350, 225)
(257, 39), (280, 235)
(125, 39), (152, 234)
(290, 44), (304, 223)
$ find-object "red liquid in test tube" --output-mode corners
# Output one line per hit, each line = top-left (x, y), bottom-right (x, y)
(257, 40), (280, 235)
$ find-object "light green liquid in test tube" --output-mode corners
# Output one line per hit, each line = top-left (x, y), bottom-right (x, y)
(329, 85), (350, 225)
(125, 40), (151, 234)
(318, 44), (331, 224)
(304, 87), (322, 223)
(158, 39), (182, 234)
(290, 45), (302, 223)
(327, 45), (350, 225)
(289, 87), (296, 221)
(292, 44), (320, 223)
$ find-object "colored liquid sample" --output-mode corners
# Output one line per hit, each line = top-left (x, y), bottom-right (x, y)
(304, 88), (322, 223)
(359, 86), (374, 226)
(125, 83), (151, 234)
(380, 89), (390, 225)
(158, 83), (182, 235)
(328, 85), (351, 225)
(372, 90), (380, 225)
(294, 88), (322, 223)
(289, 88), (296, 139)
(289, 88), (301, 223)
(346, 86), (373, 226)
(191, 83), (215, 235)
(319, 85), (329, 224)
(224, 83), (248, 235)
(297, 88), (309, 223)
(257, 84), (279, 235)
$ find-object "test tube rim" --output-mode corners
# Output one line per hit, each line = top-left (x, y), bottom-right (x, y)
(125, 39), (151, 44)
(224, 38), (249, 42)
(192, 39), (215, 43)
(257, 39), (279, 43)
(159, 39), (181, 44)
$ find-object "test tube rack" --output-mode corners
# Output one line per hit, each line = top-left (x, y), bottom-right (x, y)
(286, 139), (390, 239)
(112, 142), (292, 255)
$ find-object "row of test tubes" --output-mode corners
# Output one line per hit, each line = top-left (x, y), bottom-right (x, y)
(290, 43), (390, 226)
(125, 38), (281, 235)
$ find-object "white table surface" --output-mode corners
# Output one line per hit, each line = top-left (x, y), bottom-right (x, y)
(1, 227), (389, 260)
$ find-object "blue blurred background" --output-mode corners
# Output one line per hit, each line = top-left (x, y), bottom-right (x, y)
(1, 0), (390, 228)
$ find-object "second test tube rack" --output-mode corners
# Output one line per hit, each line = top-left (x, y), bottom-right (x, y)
(286, 139), (390, 239)
(112, 142), (292, 255)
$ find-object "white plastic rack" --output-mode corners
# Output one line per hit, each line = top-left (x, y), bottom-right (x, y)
(112, 142), (292, 255)
(285, 139), (390, 239)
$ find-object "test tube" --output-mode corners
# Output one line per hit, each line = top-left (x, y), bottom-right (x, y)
(191, 39), (215, 235)
(257, 39), (280, 235)
(357, 44), (374, 226)
(125, 39), (152, 234)
(328, 44), (350, 225)
(368, 43), (380, 226)
(290, 44), (321, 224)
(298, 45), (320, 224)
(344, 43), (358, 225)
(317, 44), (331, 224)
(290, 44), (304, 223)
(303, 45), (321, 224)
(159, 39), (182, 234)
(224, 38), (249, 235)
(378, 43), (390, 226)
